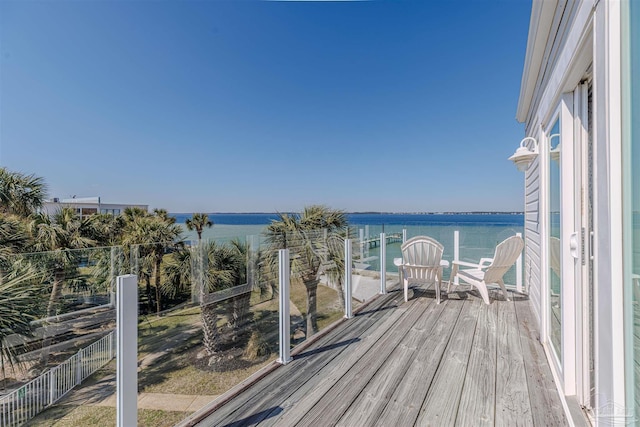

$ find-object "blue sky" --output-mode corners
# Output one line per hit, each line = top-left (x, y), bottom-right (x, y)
(0, 0), (531, 213)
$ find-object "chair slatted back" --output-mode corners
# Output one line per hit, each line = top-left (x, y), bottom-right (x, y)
(401, 236), (444, 282)
(484, 235), (524, 284)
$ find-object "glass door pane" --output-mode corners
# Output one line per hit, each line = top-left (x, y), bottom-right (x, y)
(625, 0), (640, 418)
(549, 118), (562, 362)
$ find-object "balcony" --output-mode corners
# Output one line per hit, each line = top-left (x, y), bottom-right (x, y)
(1, 223), (566, 426)
(183, 285), (567, 427)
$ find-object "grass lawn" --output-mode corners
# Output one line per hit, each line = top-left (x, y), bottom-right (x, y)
(141, 355), (277, 395)
(26, 405), (187, 427)
(289, 280), (344, 332)
(24, 282), (349, 427)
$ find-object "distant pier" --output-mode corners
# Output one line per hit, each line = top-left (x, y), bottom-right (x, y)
(361, 233), (403, 248)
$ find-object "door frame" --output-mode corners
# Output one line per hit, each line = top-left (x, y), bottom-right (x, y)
(573, 79), (595, 409)
(541, 91), (580, 396)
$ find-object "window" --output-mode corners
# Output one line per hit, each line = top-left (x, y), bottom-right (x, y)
(623, 0), (640, 418)
(81, 208), (97, 216)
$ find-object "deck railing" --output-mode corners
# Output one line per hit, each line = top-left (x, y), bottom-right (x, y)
(352, 225), (524, 296)
(0, 331), (116, 427)
(1, 222), (524, 426)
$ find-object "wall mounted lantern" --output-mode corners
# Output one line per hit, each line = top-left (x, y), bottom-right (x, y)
(509, 136), (539, 172)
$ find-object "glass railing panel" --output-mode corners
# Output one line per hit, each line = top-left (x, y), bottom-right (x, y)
(129, 241), (193, 316)
(264, 229), (342, 350)
(349, 232), (379, 303)
(350, 225), (383, 273)
(135, 236), (279, 426)
(14, 246), (121, 319)
(1, 246), (122, 426)
(310, 229), (344, 337)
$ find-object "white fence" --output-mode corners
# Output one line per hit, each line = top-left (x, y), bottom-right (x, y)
(0, 331), (116, 427)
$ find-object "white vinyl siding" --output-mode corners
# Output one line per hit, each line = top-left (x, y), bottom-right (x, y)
(525, 154), (542, 327)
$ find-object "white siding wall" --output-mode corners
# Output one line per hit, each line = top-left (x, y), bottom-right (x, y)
(525, 154), (542, 329)
(518, 0), (628, 419)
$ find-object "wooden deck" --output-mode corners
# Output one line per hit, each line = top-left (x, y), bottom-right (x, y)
(186, 285), (568, 427)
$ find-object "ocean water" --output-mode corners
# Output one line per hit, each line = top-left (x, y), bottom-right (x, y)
(172, 213), (524, 285)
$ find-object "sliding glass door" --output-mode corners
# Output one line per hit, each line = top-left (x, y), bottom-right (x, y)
(548, 118), (563, 362)
(624, 0), (640, 420)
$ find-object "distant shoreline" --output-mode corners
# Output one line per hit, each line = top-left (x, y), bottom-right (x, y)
(170, 211), (524, 215)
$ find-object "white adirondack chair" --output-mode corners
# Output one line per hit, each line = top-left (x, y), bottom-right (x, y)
(448, 235), (524, 305)
(399, 236), (445, 303)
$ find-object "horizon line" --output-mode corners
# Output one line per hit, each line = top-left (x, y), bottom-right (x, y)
(168, 211), (525, 215)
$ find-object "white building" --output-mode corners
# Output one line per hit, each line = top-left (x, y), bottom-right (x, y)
(514, 0), (638, 424)
(42, 196), (148, 219)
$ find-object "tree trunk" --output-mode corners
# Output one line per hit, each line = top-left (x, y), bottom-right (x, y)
(201, 302), (219, 355)
(47, 270), (65, 317)
(144, 274), (153, 313)
(154, 255), (162, 314)
(229, 293), (251, 336)
(304, 279), (319, 338)
(335, 276), (345, 310)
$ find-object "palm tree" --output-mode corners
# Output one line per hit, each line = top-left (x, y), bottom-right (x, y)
(163, 246), (193, 299)
(202, 241), (238, 354)
(86, 213), (124, 246)
(122, 210), (182, 314)
(165, 239), (248, 355)
(122, 211), (154, 311)
(153, 208), (176, 224)
(320, 232), (347, 309)
(0, 168), (47, 218)
(185, 213), (213, 242)
(0, 214), (31, 270)
(122, 206), (148, 223)
(28, 208), (95, 316)
(0, 267), (41, 385)
(264, 205), (347, 338)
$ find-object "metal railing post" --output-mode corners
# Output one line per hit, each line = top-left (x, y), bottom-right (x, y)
(344, 239), (353, 319)
(117, 274), (138, 427)
(48, 370), (54, 406)
(76, 353), (82, 386)
(365, 225), (370, 258)
(110, 247), (117, 307)
(402, 228), (407, 244)
(380, 233), (387, 294)
(516, 232), (523, 292)
(278, 249), (292, 365)
(454, 230), (460, 285)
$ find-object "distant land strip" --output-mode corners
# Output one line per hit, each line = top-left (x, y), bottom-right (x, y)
(169, 211), (525, 215)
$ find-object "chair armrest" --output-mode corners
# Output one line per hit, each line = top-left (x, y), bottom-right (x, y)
(400, 263), (443, 269)
(451, 260), (484, 269)
(393, 258), (403, 267)
(478, 258), (493, 268)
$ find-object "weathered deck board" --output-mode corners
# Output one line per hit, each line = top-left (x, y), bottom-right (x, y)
(415, 298), (481, 426)
(373, 299), (464, 426)
(195, 291), (404, 427)
(268, 296), (430, 426)
(252, 299), (410, 426)
(495, 293), (533, 426)
(335, 299), (447, 426)
(514, 295), (568, 426)
(190, 289), (569, 427)
(456, 299), (498, 426)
